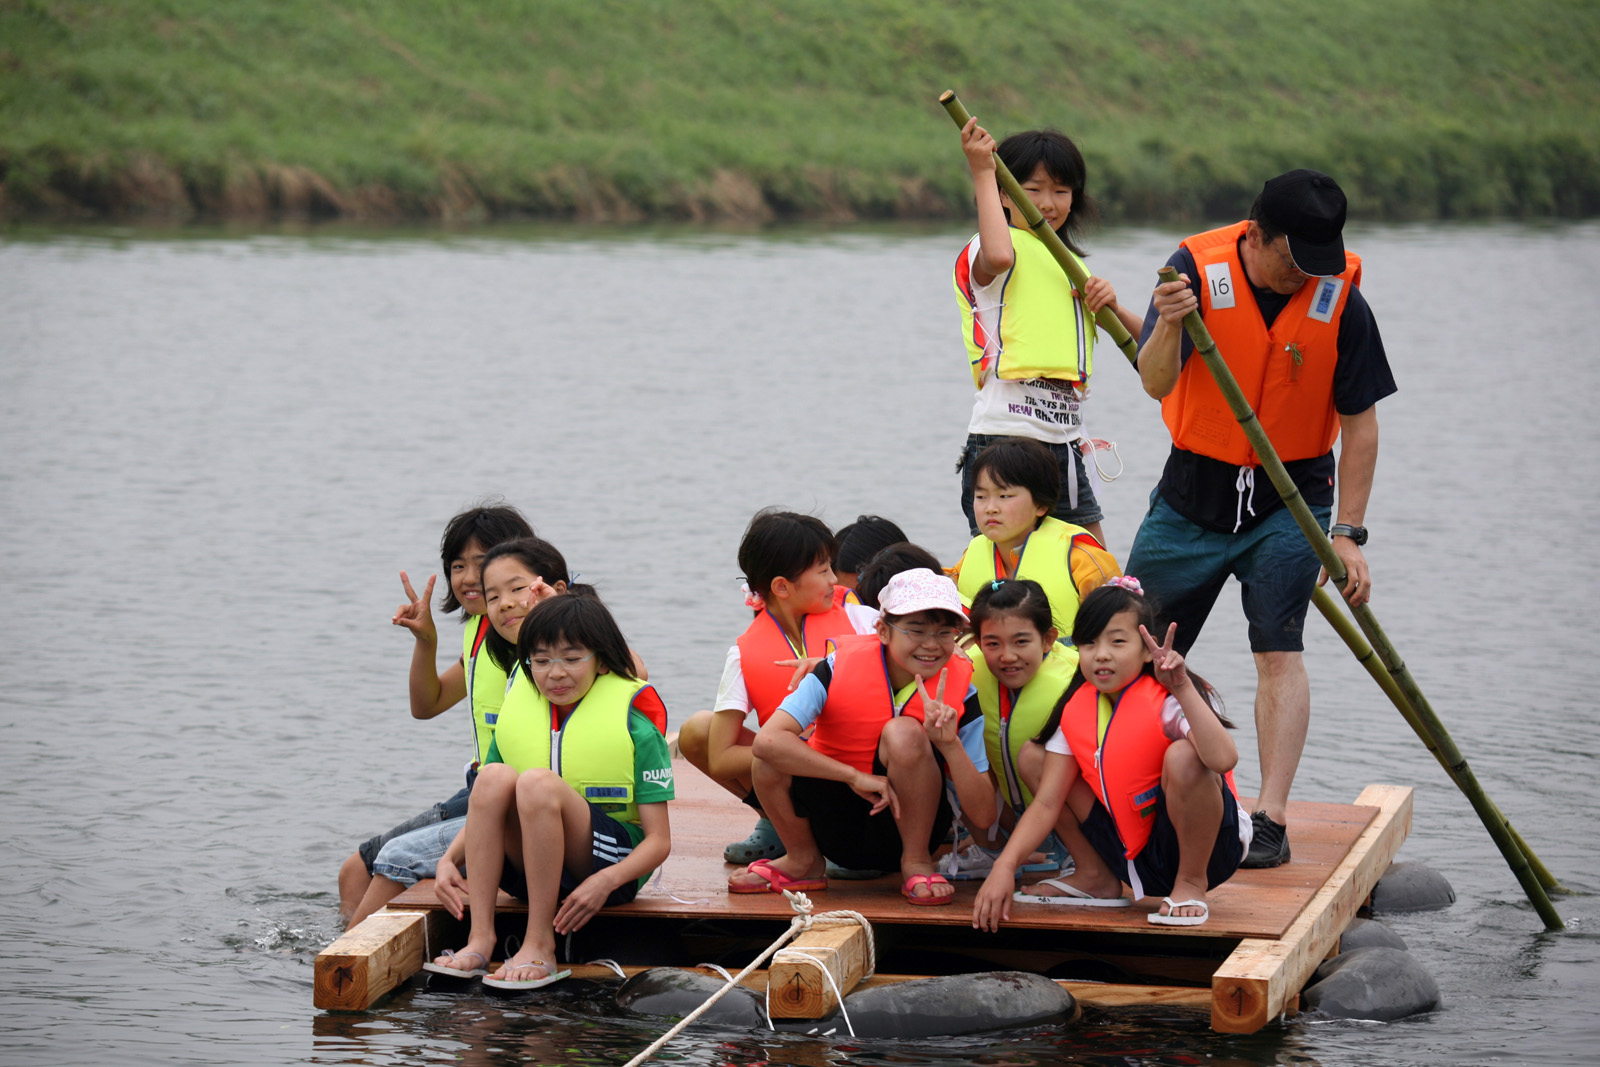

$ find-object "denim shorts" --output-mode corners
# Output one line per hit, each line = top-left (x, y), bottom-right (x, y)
(958, 433), (1103, 536)
(355, 781), (472, 874)
(371, 815), (465, 887)
(1125, 492), (1331, 654)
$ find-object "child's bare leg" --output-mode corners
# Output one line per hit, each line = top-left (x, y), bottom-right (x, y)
(1023, 779), (1123, 899)
(880, 716), (952, 902)
(338, 851), (371, 923)
(1158, 739), (1223, 919)
(966, 770), (1005, 849)
(493, 768), (592, 981)
(727, 754), (825, 886)
(346, 874), (405, 929)
(432, 763), (517, 971)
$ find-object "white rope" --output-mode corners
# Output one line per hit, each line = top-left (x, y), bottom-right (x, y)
(619, 890), (874, 1067)
(695, 962), (735, 983)
(587, 958), (627, 979)
(650, 863), (710, 906)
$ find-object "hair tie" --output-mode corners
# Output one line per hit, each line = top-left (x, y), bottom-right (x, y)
(989, 579), (1006, 591)
(569, 571), (581, 584)
(1105, 575), (1144, 595)
(740, 581), (766, 611)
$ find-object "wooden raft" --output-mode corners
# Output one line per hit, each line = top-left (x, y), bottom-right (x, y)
(315, 762), (1412, 1034)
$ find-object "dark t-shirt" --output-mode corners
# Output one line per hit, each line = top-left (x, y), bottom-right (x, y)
(1138, 243), (1397, 532)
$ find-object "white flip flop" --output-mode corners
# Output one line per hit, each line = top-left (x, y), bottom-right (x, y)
(1147, 897), (1210, 926)
(481, 959), (571, 992)
(1012, 878), (1131, 907)
(421, 949), (489, 978)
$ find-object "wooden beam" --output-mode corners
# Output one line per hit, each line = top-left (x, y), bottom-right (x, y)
(767, 923), (872, 1018)
(314, 907), (450, 1010)
(1060, 982), (1211, 1010)
(1210, 784), (1412, 1033)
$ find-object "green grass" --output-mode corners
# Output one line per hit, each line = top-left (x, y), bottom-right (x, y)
(2, 0), (1598, 221)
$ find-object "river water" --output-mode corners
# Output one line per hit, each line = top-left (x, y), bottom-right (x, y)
(1, 220), (1597, 1066)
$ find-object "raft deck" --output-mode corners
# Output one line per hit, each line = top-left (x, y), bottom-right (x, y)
(315, 762), (1411, 1033)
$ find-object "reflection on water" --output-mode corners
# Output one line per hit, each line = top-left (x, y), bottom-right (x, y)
(2, 220), (1598, 1066)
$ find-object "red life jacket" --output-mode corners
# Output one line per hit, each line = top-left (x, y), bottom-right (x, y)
(735, 600), (858, 725)
(1162, 221), (1361, 466)
(807, 634), (975, 774)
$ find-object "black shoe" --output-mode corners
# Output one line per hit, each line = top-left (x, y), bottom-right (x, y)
(1241, 810), (1290, 868)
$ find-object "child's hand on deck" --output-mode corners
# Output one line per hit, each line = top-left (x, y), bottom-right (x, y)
(554, 874), (610, 935)
(916, 669), (957, 747)
(433, 859), (468, 920)
(1140, 623), (1191, 693)
(392, 571), (438, 645)
(971, 868), (1013, 932)
(961, 117), (997, 174)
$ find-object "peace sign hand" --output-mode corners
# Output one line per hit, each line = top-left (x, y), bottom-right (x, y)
(916, 668), (957, 747)
(1139, 623), (1189, 693)
(392, 570), (438, 646)
(776, 656), (825, 693)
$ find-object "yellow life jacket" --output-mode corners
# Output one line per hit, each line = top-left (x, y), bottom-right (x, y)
(462, 616), (507, 765)
(955, 517), (1120, 640)
(954, 226), (1095, 389)
(491, 669), (649, 824)
(968, 645), (1079, 812)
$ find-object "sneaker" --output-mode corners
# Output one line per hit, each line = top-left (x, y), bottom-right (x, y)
(723, 817), (786, 864)
(940, 842), (1065, 881)
(1241, 810), (1290, 868)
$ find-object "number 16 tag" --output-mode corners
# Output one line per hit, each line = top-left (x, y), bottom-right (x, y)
(1204, 262), (1236, 309)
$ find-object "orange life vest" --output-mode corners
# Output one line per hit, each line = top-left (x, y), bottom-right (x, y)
(806, 634), (976, 774)
(1161, 221), (1361, 466)
(735, 600), (858, 725)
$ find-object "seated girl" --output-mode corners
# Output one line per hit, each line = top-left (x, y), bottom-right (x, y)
(728, 569), (996, 906)
(950, 438), (1120, 642)
(678, 510), (865, 865)
(971, 579), (1249, 928)
(427, 595), (673, 988)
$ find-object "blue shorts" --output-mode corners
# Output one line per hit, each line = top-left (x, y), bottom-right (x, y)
(355, 780), (473, 875)
(372, 815), (464, 887)
(1125, 492), (1331, 654)
(1078, 780), (1244, 899)
(498, 802), (643, 906)
(959, 433), (1103, 536)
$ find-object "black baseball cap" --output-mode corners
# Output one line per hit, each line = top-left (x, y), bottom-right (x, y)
(1258, 169), (1347, 277)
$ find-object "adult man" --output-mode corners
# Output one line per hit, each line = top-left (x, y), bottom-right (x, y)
(1128, 170), (1396, 868)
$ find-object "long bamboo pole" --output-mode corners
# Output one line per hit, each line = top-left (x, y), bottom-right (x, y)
(1158, 265), (1563, 930)
(938, 90), (1138, 368)
(1310, 587), (1565, 893)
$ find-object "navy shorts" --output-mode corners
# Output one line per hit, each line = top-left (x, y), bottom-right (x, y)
(959, 433), (1103, 536)
(789, 755), (953, 872)
(498, 802), (643, 906)
(1125, 491), (1331, 654)
(1078, 780), (1245, 899)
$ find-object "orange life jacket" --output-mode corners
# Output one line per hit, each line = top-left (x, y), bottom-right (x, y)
(735, 600), (858, 725)
(806, 633), (976, 774)
(1161, 221), (1361, 466)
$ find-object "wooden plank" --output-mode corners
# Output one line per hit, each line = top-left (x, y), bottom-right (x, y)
(1059, 981), (1211, 1010)
(767, 923), (872, 1019)
(1210, 784), (1412, 1033)
(315, 908), (436, 1010)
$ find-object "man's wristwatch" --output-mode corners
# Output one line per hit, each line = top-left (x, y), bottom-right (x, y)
(1329, 524), (1368, 546)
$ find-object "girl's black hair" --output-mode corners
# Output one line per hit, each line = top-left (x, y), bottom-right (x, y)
(439, 502), (536, 617)
(1033, 583), (1231, 743)
(517, 595), (638, 685)
(480, 537), (569, 671)
(969, 578), (1054, 642)
(854, 542), (944, 609)
(739, 509), (837, 600)
(835, 515), (909, 576)
(995, 128), (1098, 257)
(970, 437), (1061, 516)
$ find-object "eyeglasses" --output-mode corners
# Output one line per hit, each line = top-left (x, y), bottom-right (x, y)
(527, 652), (594, 672)
(1267, 238), (1305, 275)
(884, 620), (964, 644)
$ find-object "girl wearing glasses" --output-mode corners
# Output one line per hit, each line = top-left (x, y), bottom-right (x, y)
(727, 569), (996, 907)
(425, 569), (672, 990)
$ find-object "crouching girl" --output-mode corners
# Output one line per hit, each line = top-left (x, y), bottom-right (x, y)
(972, 578), (1249, 929)
(427, 596), (673, 989)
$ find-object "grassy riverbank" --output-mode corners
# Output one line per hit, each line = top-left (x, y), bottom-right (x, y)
(3, 0), (1598, 223)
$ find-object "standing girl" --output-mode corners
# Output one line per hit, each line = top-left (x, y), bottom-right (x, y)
(428, 595), (673, 989)
(952, 121), (1145, 547)
(971, 579), (1250, 929)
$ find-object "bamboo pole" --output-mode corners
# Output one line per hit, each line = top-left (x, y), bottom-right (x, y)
(1158, 265), (1563, 930)
(938, 90), (1139, 368)
(1309, 587), (1566, 893)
